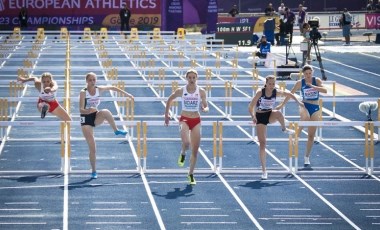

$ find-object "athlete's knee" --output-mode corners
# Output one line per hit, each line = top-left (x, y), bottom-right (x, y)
(259, 140), (266, 147)
(98, 109), (112, 118)
(183, 141), (190, 150)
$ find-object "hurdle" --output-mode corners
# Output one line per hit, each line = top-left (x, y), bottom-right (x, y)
(99, 27), (108, 40)
(214, 120), (378, 175)
(128, 28), (139, 42)
(290, 121), (379, 174)
(12, 27), (21, 40)
(214, 121), (294, 174)
(60, 27), (69, 40)
(365, 122), (375, 175)
(176, 28), (186, 40)
(0, 121), (67, 174)
(83, 27), (92, 40)
(36, 28), (45, 41)
(170, 81), (179, 116)
(0, 99), (8, 138)
(152, 28), (162, 40)
(0, 120), (139, 174)
(139, 120), (216, 174)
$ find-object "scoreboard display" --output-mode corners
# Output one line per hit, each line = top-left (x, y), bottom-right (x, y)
(215, 23), (253, 46)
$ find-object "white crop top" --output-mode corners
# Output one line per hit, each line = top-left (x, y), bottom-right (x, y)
(83, 87), (101, 109)
(39, 86), (56, 102)
(181, 85), (201, 112)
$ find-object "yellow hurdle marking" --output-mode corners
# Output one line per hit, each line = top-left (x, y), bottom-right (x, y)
(36, 27), (45, 41)
(143, 122), (147, 158)
(60, 27), (68, 40)
(218, 122), (223, 158)
(177, 28), (185, 39)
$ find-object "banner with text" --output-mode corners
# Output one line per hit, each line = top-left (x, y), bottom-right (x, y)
(165, 0), (183, 32)
(0, 0), (161, 30)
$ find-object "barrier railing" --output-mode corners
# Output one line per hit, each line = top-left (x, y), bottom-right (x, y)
(0, 120), (378, 175)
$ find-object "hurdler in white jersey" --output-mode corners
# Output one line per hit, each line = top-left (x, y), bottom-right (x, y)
(17, 72), (71, 121)
(182, 85), (201, 112)
(164, 69), (209, 185)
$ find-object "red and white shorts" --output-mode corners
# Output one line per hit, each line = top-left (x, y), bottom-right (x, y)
(37, 98), (59, 113)
(179, 116), (201, 130)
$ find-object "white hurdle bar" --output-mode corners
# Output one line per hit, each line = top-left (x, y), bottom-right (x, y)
(0, 120), (139, 174)
(0, 120), (378, 175)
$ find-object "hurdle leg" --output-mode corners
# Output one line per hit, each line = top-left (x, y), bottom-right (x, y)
(143, 157), (147, 173)
(289, 123), (293, 173)
(143, 122), (147, 173)
(212, 122), (217, 172)
(370, 122), (375, 175)
(60, 122), (65, 173)
(295, 126), (299, 173)
(364, 122), (369, 175)
(136, 122), (141, 172)
(218, 122), (223, 172)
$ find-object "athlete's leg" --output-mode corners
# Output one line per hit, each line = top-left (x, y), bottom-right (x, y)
(81, 125), (96, 173)
(179, 122), (191, 154)
(51, 105), (71, 121)
(188, 124), (201, 175)
(256, 124), (267, 173)
(94, 109), (117, 131)
(305, 110), (320, 158)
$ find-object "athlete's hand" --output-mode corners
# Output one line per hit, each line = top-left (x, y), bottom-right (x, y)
(251, 116), (257, 124)
(44, 87), (51, 93)
(201, 106), (209, 113)
(88, 107), (98, 114)
(164, 114), (170, 126)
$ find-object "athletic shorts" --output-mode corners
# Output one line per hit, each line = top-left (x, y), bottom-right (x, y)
(304, 102), (320, 116)
(80, 112), (97, 127)
(342, 24), (351, 37)
(256, 111), (272, 125)
(179, 116), (201, 130)
(38, 98), (59, 113)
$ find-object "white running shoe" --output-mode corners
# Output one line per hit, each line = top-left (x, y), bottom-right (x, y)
(304, 156), (310, 165)
(261, 171), (268, 180)
(283, 128), (295, 135)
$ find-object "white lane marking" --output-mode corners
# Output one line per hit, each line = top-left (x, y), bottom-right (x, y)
(261, 217), (341, 220)
(276, 222), (332, 225)
(92, 202), (127, 204)
(180, 208), (221, 210)
(0, 208), (41, 211)
(324, 193), (380, 196)
(180, 201), (214, 204)
(267, 202), (301, 204)
(91, 208), (132, 211)
(0, 215), (44, 217)
(88, 215), (137, 217)
(86, 222), (141, 224)
(274, 215), (322, 217)
(322, 56), (380, 77)
(0, 222), (47, 225)
(181, 214), (229, 217)
(270, 208), (311, 211)
(355, 202), (380, 204)
(181, 221), (237, 224)
(4, 202), (38, 205)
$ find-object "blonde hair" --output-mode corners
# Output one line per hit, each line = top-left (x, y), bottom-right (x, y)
(85, 72), (97, 81)
(185, 69), (198, 77)
(41, 72), (53, 81)
(264, 75), (276, 87)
